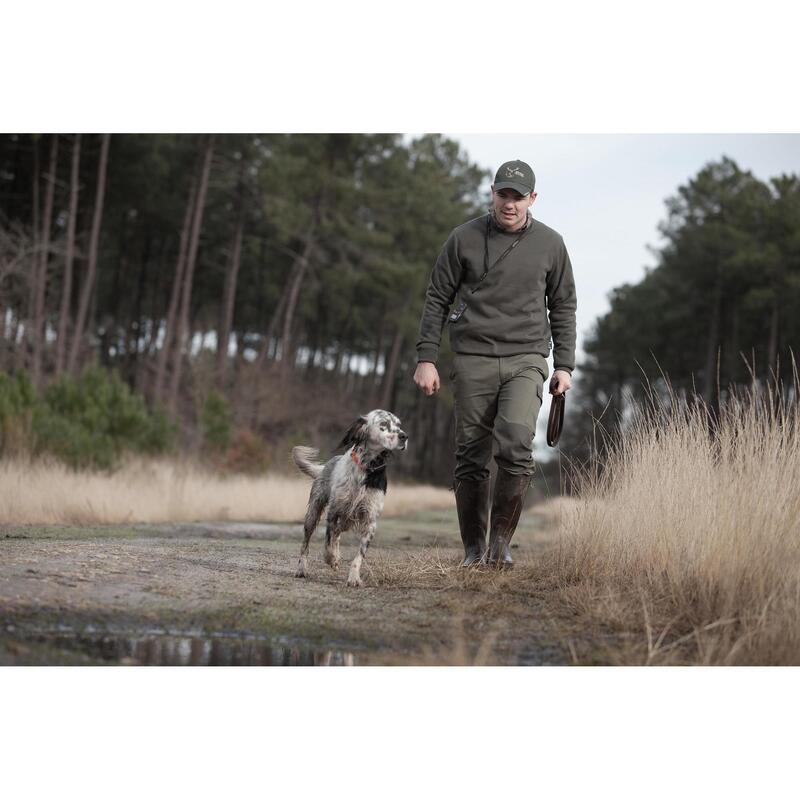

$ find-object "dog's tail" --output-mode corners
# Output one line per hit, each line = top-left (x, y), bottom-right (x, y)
(291, 446), (324, 480)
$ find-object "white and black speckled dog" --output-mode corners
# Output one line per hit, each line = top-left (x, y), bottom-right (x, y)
(292, 410), (408, 587)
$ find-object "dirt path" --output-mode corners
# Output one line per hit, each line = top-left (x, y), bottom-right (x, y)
(0, 507), (573, 665)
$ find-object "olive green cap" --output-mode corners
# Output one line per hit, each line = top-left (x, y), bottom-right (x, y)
(493, 159), (536, 195)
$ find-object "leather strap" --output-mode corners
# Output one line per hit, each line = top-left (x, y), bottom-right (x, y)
(547, 393), (565, 448)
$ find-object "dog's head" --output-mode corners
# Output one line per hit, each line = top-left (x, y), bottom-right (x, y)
(339, 409), (408, 453)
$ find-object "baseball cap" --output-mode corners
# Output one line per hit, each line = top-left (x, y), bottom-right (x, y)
(493, 160), (536, 196)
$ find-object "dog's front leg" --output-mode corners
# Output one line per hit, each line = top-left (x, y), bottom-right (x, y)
(296, 491), (326, 579)
(347, 522), (376, 588)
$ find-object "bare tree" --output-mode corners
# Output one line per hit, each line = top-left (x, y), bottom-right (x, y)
(55, 133), (81, 376)
(67, 133), (110, 376)
(379, 325), (405, 410)
(379, 296), (412, 410)
(28, 136), (40, 344)
(152, 173), (197, 404)
(279, 231), (316, 373)
(217, 161), (246, 387)
(253, 277), (291, 369)
(167, 134), (215, 414)
(369, 307), (386, 404)
(31, 134), (58, 386)
(277, 193), (322, 375)
(0, 223), (35, 370)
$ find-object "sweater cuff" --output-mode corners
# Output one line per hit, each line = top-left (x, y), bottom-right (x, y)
(553, 365), (573, 375)
(416, 345), (439, 364)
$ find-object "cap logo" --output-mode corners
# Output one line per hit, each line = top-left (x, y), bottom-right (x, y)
(505, 166), (525, 178)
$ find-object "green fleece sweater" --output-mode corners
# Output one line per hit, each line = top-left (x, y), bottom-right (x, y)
(415, 212), (577, 373)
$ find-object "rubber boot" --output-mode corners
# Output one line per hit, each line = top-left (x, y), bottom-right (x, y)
(454, 477), (490, 568)
(484, 469), (532, 570)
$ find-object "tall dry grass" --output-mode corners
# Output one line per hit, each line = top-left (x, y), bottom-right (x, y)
(550, 376), (800, 664)
(0, 457), (454, 525)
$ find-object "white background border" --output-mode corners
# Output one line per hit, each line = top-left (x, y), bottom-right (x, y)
(2, 1), (799, 797)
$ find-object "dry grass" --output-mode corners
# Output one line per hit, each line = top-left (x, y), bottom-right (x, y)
(545, 377), (800, 665)
(0, 456), (454, 525)
(7, 372), (798, 666)
(360, 375), (800, 665)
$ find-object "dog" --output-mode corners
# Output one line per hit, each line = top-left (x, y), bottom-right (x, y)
(292, 409), (408, 587)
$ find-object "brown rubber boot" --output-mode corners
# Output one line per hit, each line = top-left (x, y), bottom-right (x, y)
(454, 477), (490, 568)
(484, 469), (532, 570)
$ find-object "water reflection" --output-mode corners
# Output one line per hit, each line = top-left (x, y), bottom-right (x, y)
(33, 631), (356, 666)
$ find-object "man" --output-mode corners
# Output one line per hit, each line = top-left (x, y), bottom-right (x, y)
(413, 159), (577, 569)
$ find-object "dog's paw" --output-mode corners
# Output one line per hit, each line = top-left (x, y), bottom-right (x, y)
(346, 575), (363, 588)
(295, 565), (307, 579)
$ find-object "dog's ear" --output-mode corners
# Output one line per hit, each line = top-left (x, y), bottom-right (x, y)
(339, 416), (368, 449)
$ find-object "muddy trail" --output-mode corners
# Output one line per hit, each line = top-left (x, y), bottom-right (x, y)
(0, 507), (575, 666)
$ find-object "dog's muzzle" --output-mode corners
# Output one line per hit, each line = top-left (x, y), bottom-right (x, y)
(398, 432), (408, 449)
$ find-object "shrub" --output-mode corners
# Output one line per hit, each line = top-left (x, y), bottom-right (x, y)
(201, 390), (232, 452)
(26, 367), (176, 470)
(0, 371), (36, 455)
(220, 429), (272, 474)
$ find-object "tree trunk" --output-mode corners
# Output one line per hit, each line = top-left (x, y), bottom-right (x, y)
(279, 189), (323, 376)
(767, 295), (779, 381)
(369, 309), (386, 404)
(31, 134), (59, 387)
(254, 276), (292, 368)
(152, 172), (197, 404)
(67, 133), (111, 376)
(28, 137), (40, 359)
(379, 323), (405, 410)
(279, 232), (315, 373)
(702, 266), (722, 406)
(125, 232), (151, 387)
(334, 347), (347, 376)
(345, 355), (357, 393)
(56, 133), (81, 376)
(217, 167), (246, 387)
(727, 302), (739, 386)
(330, 304), (357, 378)
(11, 305), (24, 371)
(411, 386), (425, 477)
(168, 135), (215, 415)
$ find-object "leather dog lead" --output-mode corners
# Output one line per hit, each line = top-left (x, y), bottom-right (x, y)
(547, 392), (565, 448)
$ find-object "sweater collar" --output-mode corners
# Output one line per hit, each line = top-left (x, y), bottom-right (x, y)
(489, 209), (533, 234)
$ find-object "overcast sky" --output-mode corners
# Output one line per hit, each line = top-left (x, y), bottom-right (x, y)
(443, 134), (800, 458)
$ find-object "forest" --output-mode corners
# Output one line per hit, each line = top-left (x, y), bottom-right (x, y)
(1, 134), (798, 484)
(563, 156), (800, 457)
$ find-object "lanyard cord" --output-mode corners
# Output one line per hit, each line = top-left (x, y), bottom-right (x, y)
(474, 212), (532, 294)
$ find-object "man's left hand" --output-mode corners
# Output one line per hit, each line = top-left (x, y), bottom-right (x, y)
(549, 369), (572, 396)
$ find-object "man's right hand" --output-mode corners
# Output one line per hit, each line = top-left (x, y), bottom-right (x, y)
(413, 361), (441, 396)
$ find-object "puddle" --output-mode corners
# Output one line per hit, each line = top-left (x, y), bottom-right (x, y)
(21, 627), (357, 666)
(4, 623), (566, 666)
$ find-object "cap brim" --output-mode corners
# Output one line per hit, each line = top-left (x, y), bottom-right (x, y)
(493, 181), (532, 196)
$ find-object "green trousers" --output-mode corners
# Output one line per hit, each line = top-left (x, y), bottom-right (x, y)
(449, 352), (548, 481)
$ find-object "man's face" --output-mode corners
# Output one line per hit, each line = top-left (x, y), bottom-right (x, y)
(491, 186), (537, 231)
